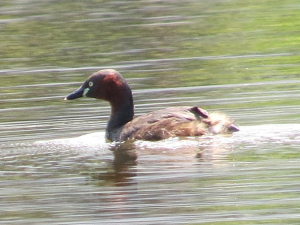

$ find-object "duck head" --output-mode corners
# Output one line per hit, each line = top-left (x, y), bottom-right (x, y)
(65, 69), (135, 133)
(65, 69), (132, 103)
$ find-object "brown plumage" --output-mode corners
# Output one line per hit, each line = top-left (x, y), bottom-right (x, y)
(65, 69), (239, 142)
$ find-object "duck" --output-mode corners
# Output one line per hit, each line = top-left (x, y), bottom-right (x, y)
(65, 69), (239, 142)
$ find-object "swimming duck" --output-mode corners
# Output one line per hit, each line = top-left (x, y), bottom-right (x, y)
(65, 69), (239, 141)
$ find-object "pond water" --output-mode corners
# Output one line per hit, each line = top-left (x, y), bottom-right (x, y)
(1, 0), (300, 224)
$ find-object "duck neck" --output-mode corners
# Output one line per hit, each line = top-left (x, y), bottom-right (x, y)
(106, 94), (134, 135)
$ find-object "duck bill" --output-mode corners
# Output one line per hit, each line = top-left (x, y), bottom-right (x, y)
(64, 86), (84, 100)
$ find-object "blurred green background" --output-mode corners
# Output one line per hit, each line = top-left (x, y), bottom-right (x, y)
(1, 0), (300, 126)
(1, 0), (299, 85)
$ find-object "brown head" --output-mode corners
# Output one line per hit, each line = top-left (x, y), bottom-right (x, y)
(65, 69), (134, 137)
(65, 69), (131, 104)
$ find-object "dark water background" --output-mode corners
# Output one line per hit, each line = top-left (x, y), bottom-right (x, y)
(1, 0), (300, 224)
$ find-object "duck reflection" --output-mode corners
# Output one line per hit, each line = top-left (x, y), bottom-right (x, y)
(90, 135), (235, 186)
(89, 141), (137, 186)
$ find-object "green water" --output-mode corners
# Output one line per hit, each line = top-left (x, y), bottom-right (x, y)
(1, 0), (300, 83)
(1, 0), (300, 224)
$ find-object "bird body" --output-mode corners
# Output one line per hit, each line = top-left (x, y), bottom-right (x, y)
(65, 69), (238, 142)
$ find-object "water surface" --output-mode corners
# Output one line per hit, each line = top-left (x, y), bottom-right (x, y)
(1, 0), (300, 224)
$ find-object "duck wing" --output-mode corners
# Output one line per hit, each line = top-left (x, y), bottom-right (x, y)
(119, 106), (210, 141)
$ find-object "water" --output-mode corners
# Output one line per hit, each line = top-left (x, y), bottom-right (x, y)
(1, 126), (300, 224)
(1, 0), (300, 224)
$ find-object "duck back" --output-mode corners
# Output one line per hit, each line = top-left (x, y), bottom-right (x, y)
(117, 106), (237, 141)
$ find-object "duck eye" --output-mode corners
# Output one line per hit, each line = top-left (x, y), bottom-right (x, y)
(89, 81), (93, 87)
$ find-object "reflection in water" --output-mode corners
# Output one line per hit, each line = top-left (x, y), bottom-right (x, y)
(34, 130), (237, 186)
(111, 141), (138, 164)
(93, 142), (138, 185)
(1, 124), (300, 224)
(35, 123), (300, 187)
